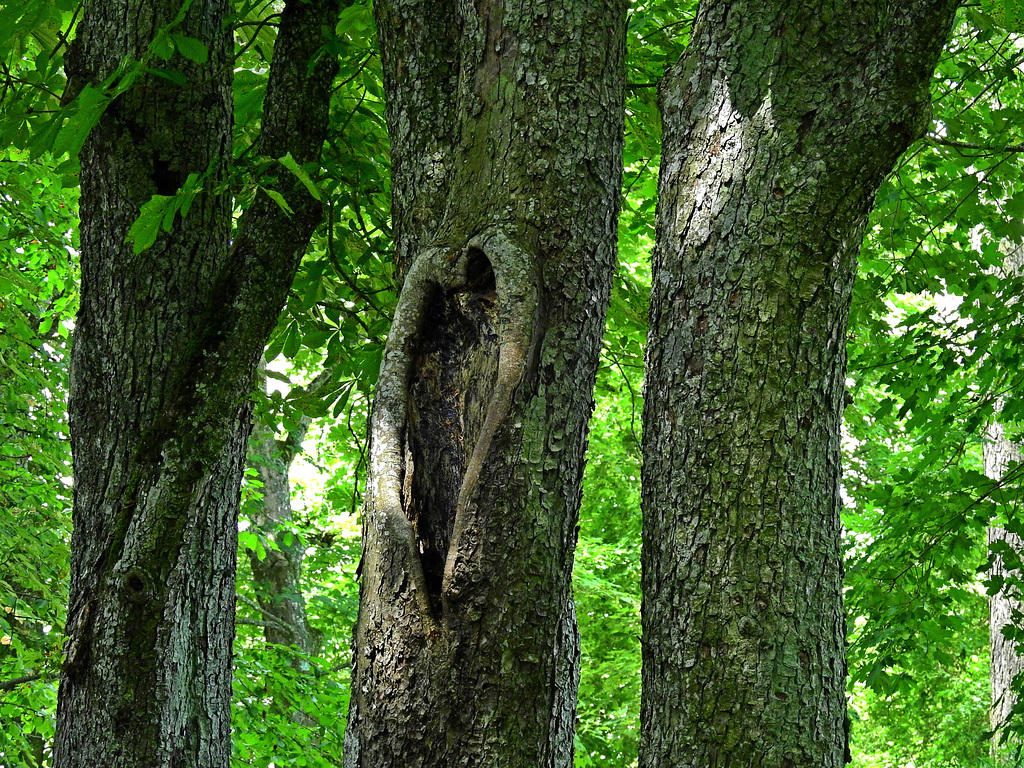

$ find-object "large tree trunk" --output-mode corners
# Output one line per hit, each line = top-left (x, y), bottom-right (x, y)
(640, 3), (958, 766)
(53, 1), (339, 765)
(343, 1), (625, 766)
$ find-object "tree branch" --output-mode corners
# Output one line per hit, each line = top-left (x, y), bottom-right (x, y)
(926, 133), (1024, 154)
(236, 593), (300, 637)
(0, 672), (54, 691)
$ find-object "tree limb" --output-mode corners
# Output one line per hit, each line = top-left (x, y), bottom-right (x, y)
(236, 593), (300, 637)
(0, 672), (54, 691)
(926, 133), (1024, 154)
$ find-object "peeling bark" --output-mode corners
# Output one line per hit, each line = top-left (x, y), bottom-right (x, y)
(54, 1), (340, 765)
(344, 1), (625, 765)
(640, 3), (958, 766)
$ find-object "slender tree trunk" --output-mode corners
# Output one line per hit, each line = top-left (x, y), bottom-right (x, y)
(987, 244), (1024, 760)
(248, 419), (319, 653)
(246, 368), (334, 655)
(54, 1), (339, 765)
(988, 422), (1024, 758)
(640, 3), (957, 766)
(343, 1), (625, 765)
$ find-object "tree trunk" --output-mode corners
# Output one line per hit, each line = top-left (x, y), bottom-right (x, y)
(987, 422), (1024, 757)
(343, 1), (625, 766)
(640, 3), (957, 766)
(987, 244), (1024, 759)
(248, 420), (319, 653)
(54, 1), (339, 765)
(246, 368), (334, 656)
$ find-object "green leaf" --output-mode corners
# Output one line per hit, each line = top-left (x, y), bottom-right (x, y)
(151, 30), (175, 60)
(262, 187), (294, 215)
(148, 68), (189, 88)
(127, 195), (175, 254)
(52, 85), (110, 159)
(170, 33), (208, 64)
(277, 152), (322, 201)
(282, 324), (301, 359)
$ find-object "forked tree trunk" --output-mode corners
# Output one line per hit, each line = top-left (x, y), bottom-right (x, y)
(343, 1), (625, 765)
(54, 1), (339, 765)
(640, 2), (958, 766)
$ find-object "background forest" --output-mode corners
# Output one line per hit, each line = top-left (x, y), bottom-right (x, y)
(2, 0), (1024, 766)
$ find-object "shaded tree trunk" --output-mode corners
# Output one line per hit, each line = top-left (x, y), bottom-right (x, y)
(343, 1), (625, 765)
(53, 1), (339, 765)
(640, 2), (958, 766)
(248, 419), (320, 653)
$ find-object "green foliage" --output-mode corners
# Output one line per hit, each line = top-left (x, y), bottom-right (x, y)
(575, 347), (644, 767)
(0, 150), (76, 768)
(851, 648), (992, 767)
(980, 0), (1024, 33)
(842, 10), (1024, 763)
(232, 645), (349, 768)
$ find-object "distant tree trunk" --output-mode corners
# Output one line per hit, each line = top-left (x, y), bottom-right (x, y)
(343, 1), (625, 766)
(987, 422), (1024, 756)
(987, 244), (1024, 760)
(53, 0), (339, 765)
(248, 420), (319, 653)
(246, 368), (334, 656)
(640, 2), (958, 766)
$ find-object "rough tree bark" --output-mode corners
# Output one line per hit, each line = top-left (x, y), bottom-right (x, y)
(54, 1), (340, 765)
(640, 3), (958, 766)
(343, 1), (625, 766)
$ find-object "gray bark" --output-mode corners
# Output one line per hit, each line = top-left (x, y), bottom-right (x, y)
(343, 1), (625, 766)
(640, 2), (958, 766)
(987, 244), (1024, 759)
(988, 422), (1024, 754)
(54, 1), (340, 765)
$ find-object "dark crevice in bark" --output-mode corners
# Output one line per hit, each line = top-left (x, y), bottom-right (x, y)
(407, 250), (500, 608)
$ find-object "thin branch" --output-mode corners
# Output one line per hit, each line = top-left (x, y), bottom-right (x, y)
(237, 618), (281, 630)
(233, 13), (282, 63)
(926, 133), (1024, 154)
(53, 3), (83, 58)
(0, 672), (54, 691)
(236, 593), (297, 637)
